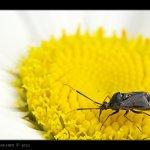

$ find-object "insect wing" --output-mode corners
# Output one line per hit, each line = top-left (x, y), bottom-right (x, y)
(121, 92), (149, 109)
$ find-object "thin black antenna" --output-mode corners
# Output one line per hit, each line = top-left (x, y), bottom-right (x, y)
(63, 83), (101, 105)
(67, 107), (101, 113)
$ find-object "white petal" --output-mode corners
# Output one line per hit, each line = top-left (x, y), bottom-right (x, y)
(0, 11), (35, 70)
(19, 10), (150, 38)
(0, 11), (42, 139)
(0, 108), (43, 139)
(0, 70), (43, 139)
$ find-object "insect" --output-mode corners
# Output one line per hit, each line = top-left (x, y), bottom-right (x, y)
(64, 84), (150, 131)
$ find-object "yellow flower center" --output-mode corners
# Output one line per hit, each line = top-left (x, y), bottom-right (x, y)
(15, 27), (150, 140)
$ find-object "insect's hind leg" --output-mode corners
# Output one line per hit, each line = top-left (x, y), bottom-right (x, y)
(124, 110), (142, 132)
(131, 109), (150, 116)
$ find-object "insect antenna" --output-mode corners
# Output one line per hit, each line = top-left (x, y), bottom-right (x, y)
(64, 83), (104, 122)
(66, 107), (101, 114)
(63, 83), (101, 105)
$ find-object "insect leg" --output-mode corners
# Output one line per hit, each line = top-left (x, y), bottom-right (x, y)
(98, 96), (111, 122)
(143, 136), (150, 140)
(98, 109), (102, 122)
(100, 110), (119, 130)
(124, 110), (142, 132)
(131, 109), (150, 116)
(66, 128), (70, 139)
(103, 96), (111, 102)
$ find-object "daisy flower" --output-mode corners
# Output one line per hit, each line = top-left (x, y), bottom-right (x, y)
(1, 10), (150, 140)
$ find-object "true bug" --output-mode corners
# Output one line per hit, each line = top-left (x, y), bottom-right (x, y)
(64, 84), (150, 131)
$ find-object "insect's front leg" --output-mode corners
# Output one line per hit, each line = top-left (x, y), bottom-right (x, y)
(98, 109), (102, 122)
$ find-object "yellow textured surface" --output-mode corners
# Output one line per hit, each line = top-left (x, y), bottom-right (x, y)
(16, 28), (150, 140)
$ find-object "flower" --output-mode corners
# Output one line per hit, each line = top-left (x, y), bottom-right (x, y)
(15, 27), (150, 140)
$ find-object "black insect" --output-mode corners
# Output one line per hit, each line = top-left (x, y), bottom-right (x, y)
(64, 84), (150, 131)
